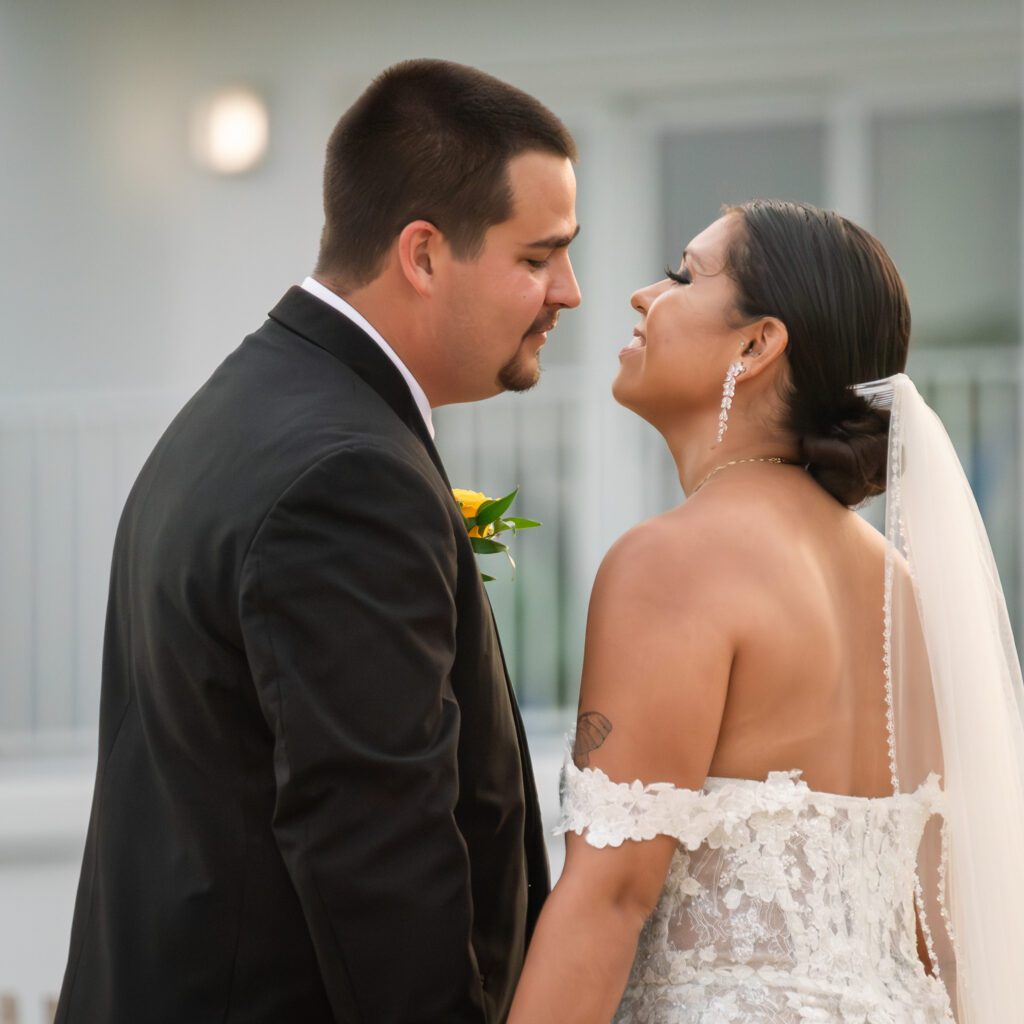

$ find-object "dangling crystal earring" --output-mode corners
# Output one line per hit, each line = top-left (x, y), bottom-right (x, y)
(716, 361), (747, 444)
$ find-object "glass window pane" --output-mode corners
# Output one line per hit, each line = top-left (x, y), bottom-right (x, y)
(874, 106), (1023, 636)
(661, 123), (826, 265)
(872, 106), (1022, 349)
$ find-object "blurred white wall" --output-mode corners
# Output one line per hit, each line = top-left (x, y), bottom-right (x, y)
(2, 0), (1020, 396)
(0, 1), (1021, 1019)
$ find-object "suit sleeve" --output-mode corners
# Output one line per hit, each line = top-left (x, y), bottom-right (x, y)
(239, 441), (488, 1023)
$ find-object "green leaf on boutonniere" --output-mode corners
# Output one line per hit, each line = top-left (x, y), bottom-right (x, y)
(475, 488), (519, 529)
(480, 572), (497, 582)
(502, 517), (541, 530)
(470, 537), (507, 556)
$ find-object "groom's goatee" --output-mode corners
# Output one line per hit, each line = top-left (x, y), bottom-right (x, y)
(499, 354), (542, 393)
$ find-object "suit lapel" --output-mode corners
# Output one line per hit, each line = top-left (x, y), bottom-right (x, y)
(268, 286), (452, 488)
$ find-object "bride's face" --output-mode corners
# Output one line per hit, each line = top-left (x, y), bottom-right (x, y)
(613, 214), (747, 424)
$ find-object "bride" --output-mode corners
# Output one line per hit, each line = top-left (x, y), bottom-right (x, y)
(507, 200), (1024, 1023)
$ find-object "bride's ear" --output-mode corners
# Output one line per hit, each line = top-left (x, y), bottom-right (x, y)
(739, 317), (788, 379)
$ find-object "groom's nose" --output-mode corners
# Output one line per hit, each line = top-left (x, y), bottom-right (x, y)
(548, 253), (582, 310)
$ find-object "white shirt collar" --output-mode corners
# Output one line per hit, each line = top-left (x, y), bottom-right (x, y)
(300, 276), (435, 439)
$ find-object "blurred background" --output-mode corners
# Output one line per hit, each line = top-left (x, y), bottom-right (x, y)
(1, 0), (1022, 1018)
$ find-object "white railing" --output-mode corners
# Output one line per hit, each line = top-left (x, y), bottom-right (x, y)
(0, 393), (185, 754)
(1, 351), (1020, 754)
(0, 348), (1018, 1024)
(0, 374), (592, 754)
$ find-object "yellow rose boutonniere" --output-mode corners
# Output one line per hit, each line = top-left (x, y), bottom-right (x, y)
(452, 487), (541, 582)
(451, 489), (496, 538)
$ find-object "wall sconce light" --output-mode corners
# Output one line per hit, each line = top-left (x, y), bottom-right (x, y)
(191, 87), (269, 174)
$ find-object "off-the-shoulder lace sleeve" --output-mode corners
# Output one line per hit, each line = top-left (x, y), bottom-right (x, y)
(556, 722), (949, 851)
(556, 742), (811, 850)
(556, 757), (710, 848)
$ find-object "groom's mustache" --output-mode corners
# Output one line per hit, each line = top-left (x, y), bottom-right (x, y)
(524, 310), (560, 338)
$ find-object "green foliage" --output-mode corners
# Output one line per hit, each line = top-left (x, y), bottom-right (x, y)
(470, 537), (507, 555)
(456, 486), (540, 583)
(475, 488), (519, 528)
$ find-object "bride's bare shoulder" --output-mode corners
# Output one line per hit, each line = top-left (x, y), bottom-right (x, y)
(592, 476), (875, 612)
(590, 500), (747, 614)
(612, 491), (761, 560)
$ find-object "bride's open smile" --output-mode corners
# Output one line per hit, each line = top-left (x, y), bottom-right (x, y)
(619, 326), (645, 357)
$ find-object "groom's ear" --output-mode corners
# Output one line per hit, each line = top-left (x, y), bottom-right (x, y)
(740, 316), (788, 377)
(397, 220), (443, 297)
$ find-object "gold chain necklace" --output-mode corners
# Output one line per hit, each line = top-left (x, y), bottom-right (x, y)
(692, 456), (796, 494)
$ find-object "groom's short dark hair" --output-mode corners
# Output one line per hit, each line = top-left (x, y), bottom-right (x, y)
(315, 59), (577, 288)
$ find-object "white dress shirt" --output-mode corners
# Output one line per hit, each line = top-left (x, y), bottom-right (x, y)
(300, 276), (435, 439)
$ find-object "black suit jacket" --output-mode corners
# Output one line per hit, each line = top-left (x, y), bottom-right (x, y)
(56, 287), (550, 1024)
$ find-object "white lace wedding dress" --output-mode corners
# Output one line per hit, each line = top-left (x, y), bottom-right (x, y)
(558, 756), (956, 1023)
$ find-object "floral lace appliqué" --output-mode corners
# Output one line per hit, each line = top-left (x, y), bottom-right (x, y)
(557, 752), (953, 1024)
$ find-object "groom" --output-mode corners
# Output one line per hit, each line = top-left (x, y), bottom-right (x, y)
(56, 60), (580, 1024)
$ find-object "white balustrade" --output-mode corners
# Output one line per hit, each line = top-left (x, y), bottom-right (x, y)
(0, 351), (1020, 754)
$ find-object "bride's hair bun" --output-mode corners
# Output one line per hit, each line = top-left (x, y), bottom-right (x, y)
(795, 398), (890, 508)
(724, 200), (910, 507)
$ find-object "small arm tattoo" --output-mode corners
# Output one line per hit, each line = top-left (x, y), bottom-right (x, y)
(573, 711), (613, 768)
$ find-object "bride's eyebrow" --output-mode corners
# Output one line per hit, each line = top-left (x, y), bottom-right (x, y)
(681, 248), (705, 273)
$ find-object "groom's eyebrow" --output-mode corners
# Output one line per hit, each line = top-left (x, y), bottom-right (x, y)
(523, 224), (581, 249)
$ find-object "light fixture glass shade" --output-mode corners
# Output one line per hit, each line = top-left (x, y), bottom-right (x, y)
(191, 87), (269, 174)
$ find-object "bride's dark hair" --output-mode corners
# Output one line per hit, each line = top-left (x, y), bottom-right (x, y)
(723, 200), (910, 507)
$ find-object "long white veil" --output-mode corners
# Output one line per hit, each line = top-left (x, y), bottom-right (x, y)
(856, 373), (1024, 1022)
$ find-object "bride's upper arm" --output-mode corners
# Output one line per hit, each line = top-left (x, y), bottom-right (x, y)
(574, 515), (735, 789)
(556, 515), (737, 915)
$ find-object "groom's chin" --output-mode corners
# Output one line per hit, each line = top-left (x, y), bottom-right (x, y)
(497, 353), (542, 393)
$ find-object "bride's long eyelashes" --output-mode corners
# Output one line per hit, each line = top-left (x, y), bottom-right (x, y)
(665, 266), (692, 286)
